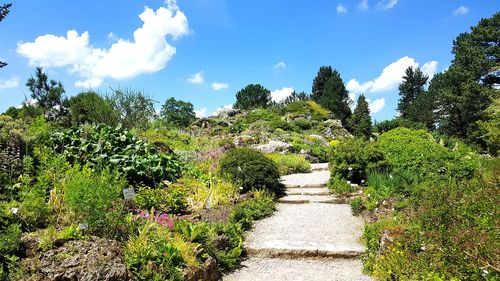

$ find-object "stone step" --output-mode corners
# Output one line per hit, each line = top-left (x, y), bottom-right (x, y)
(310, 163), (329, 171)
(286, 183), (327, 189)
(223, 257), (371, 281)
(281, 170), (330, 188)
(278, 195), (343, 204)
(286, 187), (331, 196)
(246, 243), (365, 259)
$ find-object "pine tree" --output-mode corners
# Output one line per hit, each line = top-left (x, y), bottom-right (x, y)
(320, 74), (352, 125)
(0, 3), (12, 68)
(349, 94), (372, 139)
(311, 66), (333, 102)
(397, 66), (428, 119)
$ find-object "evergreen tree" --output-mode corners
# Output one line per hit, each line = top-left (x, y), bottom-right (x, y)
(320, 74), (352, 125)
(234, 84), (271, 110)
(311, 66), (334, 102)
(26, 67), (65, 110)
(161, 97), (196, 128)
(349, 94), (372, 139)
(397, 66), (428, 119)
(0, 3), (11, 68)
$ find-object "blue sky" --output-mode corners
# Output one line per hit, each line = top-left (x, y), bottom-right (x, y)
(0, 0), (498, 121)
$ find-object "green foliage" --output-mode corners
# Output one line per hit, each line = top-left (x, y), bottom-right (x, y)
(350, 197), (365, 216)
(160, 97), (196, 128)
(329, 138), (388, 184)
(135, 186), (188, 215)
(289, 136), (330, 162)
(292, 118), (312, 130)
(234, 84), (271, 110)
(328, 175), (355, 195)
(0, 224), (21, 281)
(266, 153), (311, 175)
(64, 166), (124, 235)
(377, 127), (477, 180)
(349, 94), (372, 139)
(219, 148), (283, 194)
(373, 117), (425, 134)
(107, 88), (156, 129)
(26, 67), (65, 111)
(317, 71), (351, 125)
(49, 124), (182, 185)
(311, 65), (334, 102)
(478, 98), (500, 155)
(397, 66), (430, 122)
(67, 91), (118, 126)
(229, 191), (275, 230)
(203, 222), (243, 270)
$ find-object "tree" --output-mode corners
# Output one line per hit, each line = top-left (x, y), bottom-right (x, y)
(397, 66), (428, 118)
(478, 98), (500, 155)
(160, 97), (196, 127)
(26, 67), (65, 110)
(281, 91), (309, 105)
(107, 88), (156, 129)
(234, 84), (271, 110)
(0, 3), (11, 69)
(320, 74), (352, 125)
(429, 13), (499, 145)
(67, 91), (118, 126)
(311, 66), (333, 102)
(349, 94), (372, 139)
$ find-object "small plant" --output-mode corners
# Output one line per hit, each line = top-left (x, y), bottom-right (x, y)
(219, 148), (283, 194)
(229, 190), (275, 230)
(266, 153), (311, 175)
(350, 197), (365, 215)
(135, 186), (188, 215)
(328, 175), (355, 195)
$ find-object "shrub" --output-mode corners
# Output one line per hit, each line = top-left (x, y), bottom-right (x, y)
(377, 128), (477, 180)
(266, 153), (311, 175)
(350, 197), (365, 215)
(330, 138), (388, 184)
(328, 175), (355, 195)
(292, 118), (312, 130)
(186, 178), (238, 211)
(64, 166), (124, 235)
(229, 190), (275, 230)
(219, 148), (283, 194)
(49, 124), (182, 186)
(135, 186), (188, 215)
(203, 222), (243, 270)
(0, 224), (21, 281)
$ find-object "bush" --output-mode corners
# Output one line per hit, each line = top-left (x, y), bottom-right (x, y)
(330, 138), (388, 184)
(219, 148), (283, 194)
(350, 197), (365, 215)
(0, 224), (22, 281)
(185, 178), (238, 211)
(328, 175), (355, 195)
(64, 166), (125, 235)
(266, 153), (311, 175)
(378, 128), (477, 180)
(229, 190), (275, 230)
(135, 186), (188, 215)
(292, 118), (312, 130)
(203, 222), (243, 270)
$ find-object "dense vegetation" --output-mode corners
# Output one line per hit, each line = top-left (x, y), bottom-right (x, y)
(0, 5), (498, 281)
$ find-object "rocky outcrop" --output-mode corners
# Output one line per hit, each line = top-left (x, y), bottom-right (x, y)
(20, 236), (129, 281)
(252, 140), (292, 153)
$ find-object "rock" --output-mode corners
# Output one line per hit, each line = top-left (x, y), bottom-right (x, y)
(185, 257), (219, 281)
(323, 119), (343, 128)
(299, 149), (319, 163)
(21, 236), (129, 281)
(309, 134), (326, 143)
(253, 140), (292, 153)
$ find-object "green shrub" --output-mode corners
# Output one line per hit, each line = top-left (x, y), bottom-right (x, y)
(135, 186), (188, 215)
(49, 124), (182, 186)
(327, 175), (355, 195)
(292, 118), (312, 130)
(0, 224), (21, 281)
(229, 190), (275, 230)
(64, 166), (124, 235)
(377, 128), (477, 180)
(330, 138), (388, 184)
(289, 136), (330, 162)
(219, 148), (283, 194)
(266, 153), (311, 175)
(350, 197), (365, 215)
(203, 222), (243, 270)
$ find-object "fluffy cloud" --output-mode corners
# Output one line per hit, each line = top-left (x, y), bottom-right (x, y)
(274, 61), (286, 69)
(376, 0), (398, 10)
(194, 107), (207, 118)
(212, 104), (233, 116)
(187, 71), (204, 84)
(368, 98), (386, 113)
(452, 6), (469, 16)
(336, 3), (347, 14)
(358, 0), (369, 11)
(0, 77), (19, 90)
(17, 3), (189, 88)
(270, 87), (294, 103)
(346, 56), (438, 94)
(211, 82), (229, 90)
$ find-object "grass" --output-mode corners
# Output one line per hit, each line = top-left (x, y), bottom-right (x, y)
(266, 153), (311, 175)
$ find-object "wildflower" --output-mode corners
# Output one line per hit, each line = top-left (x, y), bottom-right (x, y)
(347, 180), (351, 184)
(348, 167), (353, 171)
(10, 207), (18, 214)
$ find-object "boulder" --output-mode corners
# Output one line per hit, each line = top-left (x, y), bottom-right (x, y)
(253, 140), (292, 153)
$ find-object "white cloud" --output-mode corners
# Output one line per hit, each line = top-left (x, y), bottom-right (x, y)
(346, 56), (438, 94)
(107, 32), (118, 41)
(336, 3), (347, 14)
(368, 98), (386, 113)
(358, 0), (369, 11)
(452, 6), (469, 16)
(211, 82), (229, 90)
(421, 61), (438, 80)
(274, 61), (286, 69)
(270, 87), (294, 103)
(376, 0), (398, 10)
(212, 104), (233, 116)
(187, 71), (204, 84)
(194, 107), (207, 118)
(0, 77), (19, 90)
(17, 2), (189, 88)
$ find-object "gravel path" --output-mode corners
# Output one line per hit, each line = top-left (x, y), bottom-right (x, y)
(223, 164), (371, 281)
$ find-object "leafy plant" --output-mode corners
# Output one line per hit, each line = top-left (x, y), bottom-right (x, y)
(266, 153), (311, 175)
(135, 186), (188, 215)
(229, 190), (275, 230)
(219, 148), (283, 194)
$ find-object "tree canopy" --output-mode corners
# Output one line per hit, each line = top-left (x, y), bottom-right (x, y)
(26, 67), (65, 110)
(161, 97), (196, 128)
(349, 94), (372, 139)
(234, 84), (271, 110)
